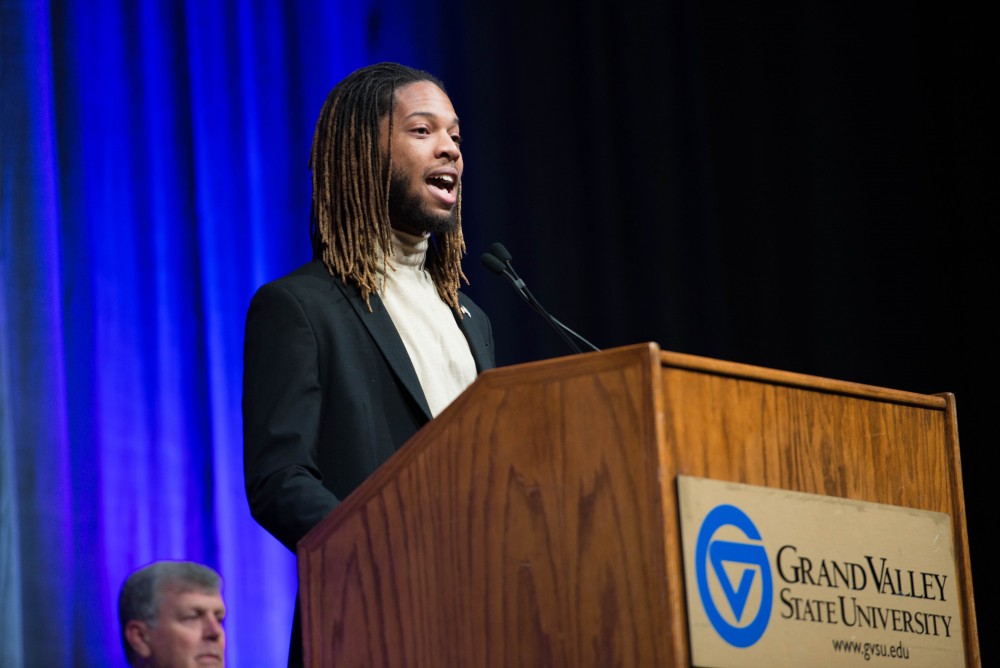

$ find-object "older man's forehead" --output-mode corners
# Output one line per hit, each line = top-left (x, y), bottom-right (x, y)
(161, 587), (226, 612)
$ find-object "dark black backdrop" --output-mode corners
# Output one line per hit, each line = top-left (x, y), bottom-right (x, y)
(418, 1), (993, 659)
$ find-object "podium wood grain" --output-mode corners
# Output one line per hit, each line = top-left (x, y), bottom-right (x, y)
(298, 342), (979, 667)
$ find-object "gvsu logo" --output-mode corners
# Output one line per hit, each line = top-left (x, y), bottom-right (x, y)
(694, 504), (773, 647)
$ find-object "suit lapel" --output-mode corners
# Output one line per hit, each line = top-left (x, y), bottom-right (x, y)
(337, 280), (434, 422)
(328, 266), (492, 418)
(454, 297), (492, 374)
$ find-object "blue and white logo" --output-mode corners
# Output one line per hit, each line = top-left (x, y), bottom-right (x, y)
(694, 504), (773, 647)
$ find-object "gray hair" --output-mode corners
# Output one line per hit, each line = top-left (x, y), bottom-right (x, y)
(118, 560), (223, 665)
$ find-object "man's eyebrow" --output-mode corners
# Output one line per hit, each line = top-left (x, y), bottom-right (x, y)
(183, 605), (226, 614)
(404, 110), (460, 126)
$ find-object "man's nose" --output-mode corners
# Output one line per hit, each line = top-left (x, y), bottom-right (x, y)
(435, 132), (460, 161)
(203, 617), (224, 639)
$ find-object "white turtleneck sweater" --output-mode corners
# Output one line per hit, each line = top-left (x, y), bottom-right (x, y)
(379, 230), (478, 417)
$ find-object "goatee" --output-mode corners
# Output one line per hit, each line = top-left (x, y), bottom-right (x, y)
(387, 168), (459, 236)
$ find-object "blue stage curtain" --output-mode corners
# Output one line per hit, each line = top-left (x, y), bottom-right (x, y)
(1, 1), (424, 664)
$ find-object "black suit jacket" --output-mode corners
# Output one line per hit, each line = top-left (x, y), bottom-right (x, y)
(242, 259), (495, 553)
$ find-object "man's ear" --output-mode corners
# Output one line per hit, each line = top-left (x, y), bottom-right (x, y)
(125, 620), (153, 658)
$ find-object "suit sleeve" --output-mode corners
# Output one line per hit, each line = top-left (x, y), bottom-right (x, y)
(242, 281), (339, 552)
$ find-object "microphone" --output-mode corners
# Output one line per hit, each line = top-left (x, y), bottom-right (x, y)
(480, 242), (600, 355)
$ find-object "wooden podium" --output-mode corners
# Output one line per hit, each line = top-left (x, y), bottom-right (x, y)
(297, 342), (980, 666)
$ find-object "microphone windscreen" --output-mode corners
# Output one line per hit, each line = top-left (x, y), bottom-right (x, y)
(489, 242), (512, 263)
(480, 253), (507, 275)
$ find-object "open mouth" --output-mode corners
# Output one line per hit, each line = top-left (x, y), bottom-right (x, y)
(426, 173), (456, 194)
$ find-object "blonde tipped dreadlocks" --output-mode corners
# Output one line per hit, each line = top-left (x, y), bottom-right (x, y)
(309, 63), (468, 312)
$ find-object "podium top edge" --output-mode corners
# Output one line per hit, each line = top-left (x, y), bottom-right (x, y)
(484, 342), (948, 410)
(657, 348), (948, 409)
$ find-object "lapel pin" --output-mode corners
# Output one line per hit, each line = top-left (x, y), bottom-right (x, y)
(461, 305), (471, 317)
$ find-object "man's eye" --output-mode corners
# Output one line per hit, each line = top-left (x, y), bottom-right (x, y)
(451, 135), (462, 146)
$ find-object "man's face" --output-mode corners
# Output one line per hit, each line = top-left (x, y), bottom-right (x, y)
(380, 80), (463, 235)
(127, 587), (226, 667)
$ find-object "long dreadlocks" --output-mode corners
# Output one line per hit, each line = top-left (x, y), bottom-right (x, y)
(309, 62), (467, 312)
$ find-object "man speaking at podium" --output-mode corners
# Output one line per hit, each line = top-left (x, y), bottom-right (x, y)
(242, 62), (495, 665)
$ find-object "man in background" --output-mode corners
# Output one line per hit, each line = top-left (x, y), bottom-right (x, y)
(118, 560), (226, 667)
